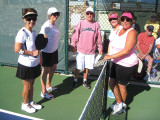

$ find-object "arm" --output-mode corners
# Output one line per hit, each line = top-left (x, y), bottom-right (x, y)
(136, 41), (142, 53)
(14, 42), (39, 57)
(71, 22), (81, 53)
(103, 29), (137, 61)
(145, 44), (153, 55)
(156, 44), (160, 49)
(107, 42), (110, 55)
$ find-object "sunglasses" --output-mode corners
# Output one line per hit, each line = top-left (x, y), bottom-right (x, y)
(109, 18), (118, 22)
(25, 17), (37, 21)
(121, 17), (132, 22)
(86, 12), (93, 15)
(52, 12), (60, 17)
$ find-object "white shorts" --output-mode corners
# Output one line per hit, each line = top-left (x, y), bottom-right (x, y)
(76, 52), (95, 70)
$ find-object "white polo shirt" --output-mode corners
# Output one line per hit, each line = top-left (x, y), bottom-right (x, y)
(40, 20), (60, 53)
(15, 27), (40, 67)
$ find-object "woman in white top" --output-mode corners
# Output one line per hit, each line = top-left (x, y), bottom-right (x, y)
(107, 12), (122, 99)
(108, 11), (122, 56)
(14, 8), (42, 113)
(40, 7), (60, 99)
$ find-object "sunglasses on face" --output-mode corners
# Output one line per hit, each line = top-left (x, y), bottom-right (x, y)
(109, 18), (118, 22)
(52, 12), (60, 17)
(86, 12), (93, 15)
(121, 17), (132, 22)
(25, 17), (37, 21)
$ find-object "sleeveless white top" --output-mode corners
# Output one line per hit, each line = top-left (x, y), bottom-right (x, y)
(110, 27), (138, 67)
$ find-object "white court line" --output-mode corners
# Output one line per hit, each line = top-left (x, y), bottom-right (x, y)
(0, 109), (44, 120)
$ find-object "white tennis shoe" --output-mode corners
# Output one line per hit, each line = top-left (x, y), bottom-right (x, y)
(30, 101), (42, 110)
(46, 86), (57, 92)
(111, 102), (127, 115)
(40, 92), (54, 99)
(21, 102), (36, 113)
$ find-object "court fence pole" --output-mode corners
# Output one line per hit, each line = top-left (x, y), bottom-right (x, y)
(65, 0), (69, 74)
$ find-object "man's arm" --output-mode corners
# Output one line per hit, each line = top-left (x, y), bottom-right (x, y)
(136, 34), (142, 53)
(136, 41), (142, 53)
(145, 44), (153, 55)
(71, 21), (81, 53)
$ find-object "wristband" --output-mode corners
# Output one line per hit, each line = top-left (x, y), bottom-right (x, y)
(112, 54), (114, 59)
(19, 49), (24, 55)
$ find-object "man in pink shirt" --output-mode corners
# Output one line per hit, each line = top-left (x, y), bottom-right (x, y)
(71, 6), (103, 89)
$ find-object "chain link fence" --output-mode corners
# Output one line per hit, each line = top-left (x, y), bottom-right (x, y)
(1, 0), (160, 79)
(68, 0), (160, 81)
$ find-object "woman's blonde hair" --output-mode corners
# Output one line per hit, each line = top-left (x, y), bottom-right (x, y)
(108, 11), (120, 23)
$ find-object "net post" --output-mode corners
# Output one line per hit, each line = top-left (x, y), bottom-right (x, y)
(101, 60), (110, 120)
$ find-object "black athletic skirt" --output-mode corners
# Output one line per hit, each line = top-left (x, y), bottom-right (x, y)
(16, 63), (41, 80)
(41, 50), (58, 67)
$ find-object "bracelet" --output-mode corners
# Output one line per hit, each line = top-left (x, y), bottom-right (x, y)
(112, 54), (114, 59)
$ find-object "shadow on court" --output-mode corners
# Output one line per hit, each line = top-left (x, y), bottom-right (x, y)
(105, 84), (151, 120)
(37, 77), (73, 105)
(37, 77), (97, 105)
(125, 84), (151, 106)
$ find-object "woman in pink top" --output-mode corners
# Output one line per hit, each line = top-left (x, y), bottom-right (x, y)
(103, 11), (138, 115)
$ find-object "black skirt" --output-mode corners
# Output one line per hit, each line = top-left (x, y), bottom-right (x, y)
(41, 50), (58, 67)
(16, 63), (41, 80)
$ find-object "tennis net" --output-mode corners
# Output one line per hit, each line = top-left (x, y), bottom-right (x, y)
(79, 60), (110, 120)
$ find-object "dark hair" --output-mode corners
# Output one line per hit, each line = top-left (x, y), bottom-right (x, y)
(122, 9), (134, 19)
(22, 8), (38, 18)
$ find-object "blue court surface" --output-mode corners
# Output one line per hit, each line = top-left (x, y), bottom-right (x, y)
(0, 109), (43, 120)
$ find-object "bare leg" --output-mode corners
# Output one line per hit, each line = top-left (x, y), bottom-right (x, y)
(46, 64), (57, 87)
(109, 78), (122, 103)
(41, 66), (49, 93)
(28, 79), (35, 102)
(22, 80), (30, 104)
(118, 84), (127, 103)
(83, 68), (89, 80)
(74, 69), (80, 79)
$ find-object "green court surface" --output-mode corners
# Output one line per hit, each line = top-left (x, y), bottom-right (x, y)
(0, 66), (97, 120)
(106, 84), (160, 120)
(0, 66), (160, 120)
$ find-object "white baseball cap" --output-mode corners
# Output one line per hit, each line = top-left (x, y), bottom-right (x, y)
(85, 6), (94, 13)
(47, 7), (60, 15)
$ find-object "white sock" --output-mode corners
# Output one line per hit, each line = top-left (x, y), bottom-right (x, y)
(83, 79), (87, 82)
(74, 79), (77, 82)
(22, 102), (28, 106)
(117, 102), (122, 106)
